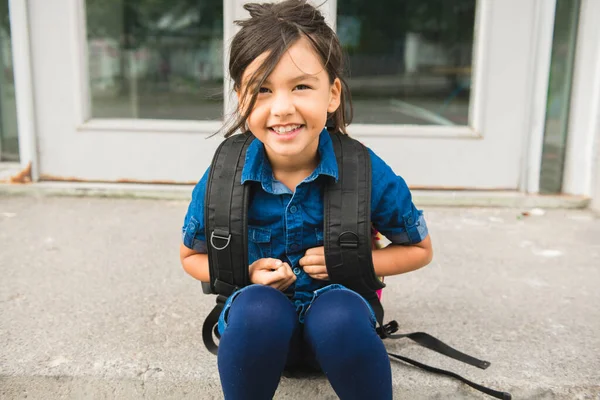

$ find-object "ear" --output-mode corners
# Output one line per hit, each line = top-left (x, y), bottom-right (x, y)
(236, 87), (247, 114)
(327, 78), (342, 113)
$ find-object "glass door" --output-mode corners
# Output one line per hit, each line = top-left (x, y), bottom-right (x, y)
(85, 0), (224, 121)
(27, 0), (552, 189)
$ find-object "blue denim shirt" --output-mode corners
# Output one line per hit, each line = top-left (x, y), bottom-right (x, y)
(182, 128), (428, 313)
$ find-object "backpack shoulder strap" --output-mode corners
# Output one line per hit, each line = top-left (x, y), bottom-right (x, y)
(324, 132), (385, 321)
(204, 132), (254, 296)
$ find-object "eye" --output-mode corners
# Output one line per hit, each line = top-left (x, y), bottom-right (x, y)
(294, 84), (311, 91)
(258, 87), (271, 94)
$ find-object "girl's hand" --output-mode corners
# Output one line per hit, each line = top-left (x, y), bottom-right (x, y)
(299, 247), (329, 281)
(249, 258), (296, 291)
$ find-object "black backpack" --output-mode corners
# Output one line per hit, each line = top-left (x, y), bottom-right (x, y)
(200, 131), (511, 400)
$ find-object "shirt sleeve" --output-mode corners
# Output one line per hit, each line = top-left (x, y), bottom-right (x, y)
(368, 148), (428, 245)
(181, 167), (210, 253)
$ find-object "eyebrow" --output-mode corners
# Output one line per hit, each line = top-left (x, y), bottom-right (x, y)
(263, 74), (320, 85)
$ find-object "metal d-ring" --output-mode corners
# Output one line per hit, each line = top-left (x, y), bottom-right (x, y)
(210, 231), (231, 250)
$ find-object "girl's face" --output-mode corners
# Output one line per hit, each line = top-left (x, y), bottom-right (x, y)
(238, 36), (341, 165)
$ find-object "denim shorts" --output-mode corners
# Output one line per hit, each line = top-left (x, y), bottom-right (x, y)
(217, 283), (378, 335)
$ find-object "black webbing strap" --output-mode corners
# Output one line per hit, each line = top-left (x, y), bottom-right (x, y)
(205, 133), (254, 295)
(325, 133), (384, 296)
(202, 296), (226, 356)
(380, 320), (490, 369)
(388, 352), (512, 399)
(366, 295), (385, 330)
(379, 320), (510, 399)
(391, 331), (490, 369)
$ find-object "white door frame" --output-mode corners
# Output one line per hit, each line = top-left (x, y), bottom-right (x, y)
(562, 0), (600, 197)
(7, 0), (38, 180)
(523, 0), (558, 194)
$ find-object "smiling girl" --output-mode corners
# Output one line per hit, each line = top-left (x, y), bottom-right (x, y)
(180, 1), (432, 398)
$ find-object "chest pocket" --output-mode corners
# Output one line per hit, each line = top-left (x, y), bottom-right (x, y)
(248, 226), (272, 263)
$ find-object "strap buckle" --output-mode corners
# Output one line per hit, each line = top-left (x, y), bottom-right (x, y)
(378, 320), (399, 338)
(211, 230), (231, 250)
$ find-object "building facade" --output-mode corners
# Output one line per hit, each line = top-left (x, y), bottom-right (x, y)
(1, 0), (599, 206)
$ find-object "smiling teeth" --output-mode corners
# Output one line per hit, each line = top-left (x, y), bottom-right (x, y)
(272, 125), (300, 134)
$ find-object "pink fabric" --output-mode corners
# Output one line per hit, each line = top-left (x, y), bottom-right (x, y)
(372, 227), (386, 300)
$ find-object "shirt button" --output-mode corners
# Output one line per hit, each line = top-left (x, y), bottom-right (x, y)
(290, 243), (299, 251)
(293, 267), (301, 275)
(290, 206), (298, 214)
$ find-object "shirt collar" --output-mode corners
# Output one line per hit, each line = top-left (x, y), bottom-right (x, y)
(241, 128), (339, 186)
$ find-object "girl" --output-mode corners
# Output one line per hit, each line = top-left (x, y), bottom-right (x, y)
(180, 1), (433, 398)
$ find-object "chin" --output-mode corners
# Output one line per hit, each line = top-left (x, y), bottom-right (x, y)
(268, 145), (304, 158)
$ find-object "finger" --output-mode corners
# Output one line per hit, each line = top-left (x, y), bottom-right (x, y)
(279, 274), (297, 291)
(254, 269), (278, 286)
(303, 264), (327, 275)
(269, 278), (289, 289)
(275, 271), (296, 291)
(266, 258), (283, 270)
(269, 279), (286, 291)
(253, 258), (282, 271)
(274, 264), (296, 290)
(250, 259), (283, 285)
(304, 246), (325, 256)
(263, 268), (286, 287)
(299, 254), (326, 267)
(309, 273), (329, 281)
(271, 264), (294, 287)
(281, 263), (296, 280)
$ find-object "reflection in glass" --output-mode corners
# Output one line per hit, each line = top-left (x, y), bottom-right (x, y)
(337, 0), (476, 125)
(0, 0), (19, 161)
(540, 0), (580, 194)
(86, 0), (224, 121)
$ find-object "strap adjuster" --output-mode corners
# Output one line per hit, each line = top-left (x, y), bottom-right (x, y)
(338, 231), (359, 249)
(211, 230), (231, 250)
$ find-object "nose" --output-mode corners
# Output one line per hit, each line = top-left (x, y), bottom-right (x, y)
(270, 91), (295, 117)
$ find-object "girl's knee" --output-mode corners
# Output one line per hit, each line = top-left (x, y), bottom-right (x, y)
(226, 285), (296, 332)
(305, 289), (375, 338)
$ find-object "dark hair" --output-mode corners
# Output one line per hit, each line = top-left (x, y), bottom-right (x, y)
(222, 0), (352, 137)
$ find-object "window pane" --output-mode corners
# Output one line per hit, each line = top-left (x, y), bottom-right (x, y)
(337, 0), (476, 125)
(86, 0), (224, 121)
(539, 0), (581, 194)
(0, 0), (19, 161)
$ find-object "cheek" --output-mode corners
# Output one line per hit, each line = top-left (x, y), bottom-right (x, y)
(311, 99), (331, 122)
(245, 104), (267, 127)
(299, 95), (328, 115)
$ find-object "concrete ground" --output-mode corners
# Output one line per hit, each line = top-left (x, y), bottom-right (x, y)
(1, 194), (599, 399)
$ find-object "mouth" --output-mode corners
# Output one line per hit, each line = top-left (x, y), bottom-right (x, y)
(268, 124), (304, 137)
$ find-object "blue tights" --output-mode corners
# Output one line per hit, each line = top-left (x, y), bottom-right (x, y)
(217, 285), (392, 399)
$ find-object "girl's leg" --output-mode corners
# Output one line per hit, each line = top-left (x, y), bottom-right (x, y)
(218, 285), (298, 400)
(304, 289), (392, 400)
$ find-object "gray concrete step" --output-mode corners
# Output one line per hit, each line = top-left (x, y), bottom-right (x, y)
(1, 196), (599, 399)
